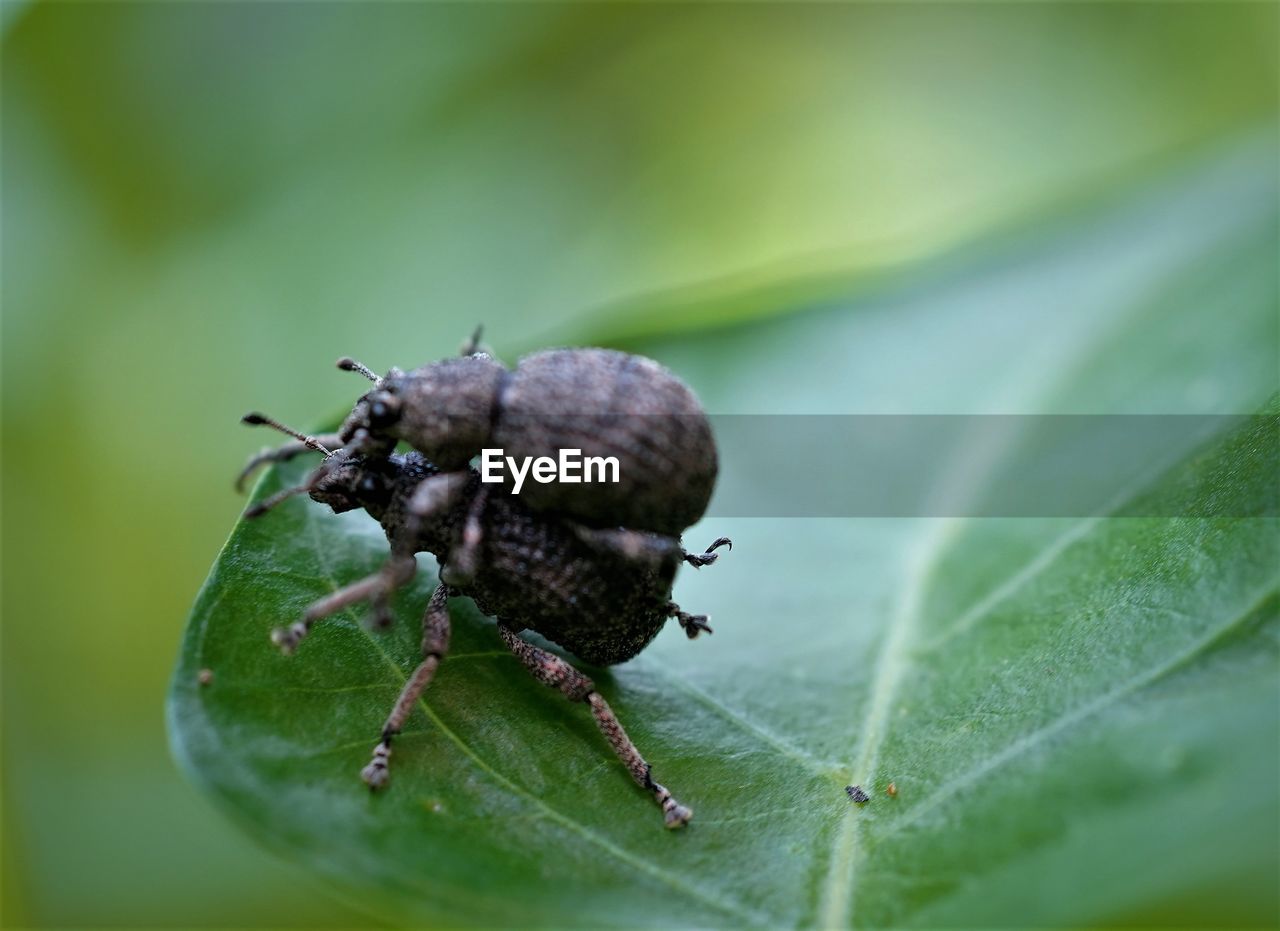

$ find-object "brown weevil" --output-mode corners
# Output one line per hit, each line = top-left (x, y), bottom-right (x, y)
(237, 394), (730, 829)
(240, 329), (718, 543)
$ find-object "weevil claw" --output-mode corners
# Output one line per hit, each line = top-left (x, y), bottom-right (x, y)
(270, 622), (306, 655)
(664, 804), (693, 829)
(362, 741), (391, 790)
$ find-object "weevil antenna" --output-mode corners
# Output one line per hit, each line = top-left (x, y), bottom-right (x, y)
(336, 357), (380, 383)
(244, 482), (311, 518)
(243, 454), (343, 518)
(241, 412), (333, 456)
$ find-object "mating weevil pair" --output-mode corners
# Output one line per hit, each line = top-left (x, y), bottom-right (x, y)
(238, 330), (730, 829)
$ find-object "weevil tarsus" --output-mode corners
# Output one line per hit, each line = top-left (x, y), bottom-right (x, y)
(683, 536), (733, 568)
(667, 603), (714, 639)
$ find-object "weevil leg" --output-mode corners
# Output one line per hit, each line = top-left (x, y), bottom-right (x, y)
(667, 601), (713, 639)
(497, 622), (693, 829)
(406, 471), (480, 584)
(271, 554), (417, 654)
(568, 524), (681, 572)
(683, 536), (732, 568)
(441, 484), (490, 586)
(362, 583), (453, 790)
(406, 471), (469, 531)
(235, 433), (345, 491)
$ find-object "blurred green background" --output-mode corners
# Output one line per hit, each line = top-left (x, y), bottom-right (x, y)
(2, 2), (1277, 927)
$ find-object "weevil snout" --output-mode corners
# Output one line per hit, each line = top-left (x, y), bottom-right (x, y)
(309, 456), (393, 515)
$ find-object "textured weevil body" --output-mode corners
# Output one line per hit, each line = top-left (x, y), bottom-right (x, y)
(328, 335), (718, 536)
(240, 440), (729, 829)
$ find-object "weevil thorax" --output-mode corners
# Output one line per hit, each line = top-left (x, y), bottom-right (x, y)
(372, 355), (508, 471)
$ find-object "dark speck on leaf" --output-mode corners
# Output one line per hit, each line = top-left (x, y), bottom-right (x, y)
(846, 785), (870, 803)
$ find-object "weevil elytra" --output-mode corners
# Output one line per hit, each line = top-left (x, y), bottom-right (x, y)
(236, 335), (731, 829)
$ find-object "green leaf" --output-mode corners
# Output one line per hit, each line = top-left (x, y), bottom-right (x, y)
(168, 133), (1279, 928)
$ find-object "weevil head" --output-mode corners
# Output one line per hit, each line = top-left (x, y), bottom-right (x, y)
(308, 454), (397, 518)
(337, 366), (406, 446)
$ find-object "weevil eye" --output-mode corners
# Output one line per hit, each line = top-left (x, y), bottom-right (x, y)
(367, 391), (401, 428)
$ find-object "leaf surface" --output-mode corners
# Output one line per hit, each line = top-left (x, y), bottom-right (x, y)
(168, 135), (1280, 928)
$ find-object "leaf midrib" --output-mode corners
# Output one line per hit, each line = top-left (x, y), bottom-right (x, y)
(817, 518), (958, 928)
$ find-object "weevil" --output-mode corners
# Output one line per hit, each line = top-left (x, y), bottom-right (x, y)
(239, 330), (718, 543)
(239, 428), (730, 829)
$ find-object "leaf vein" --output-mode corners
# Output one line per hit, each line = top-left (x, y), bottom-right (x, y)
(879, 581), (1278, 842)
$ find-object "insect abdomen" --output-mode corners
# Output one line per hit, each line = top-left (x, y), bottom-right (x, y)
(493, 348), (717, 535)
